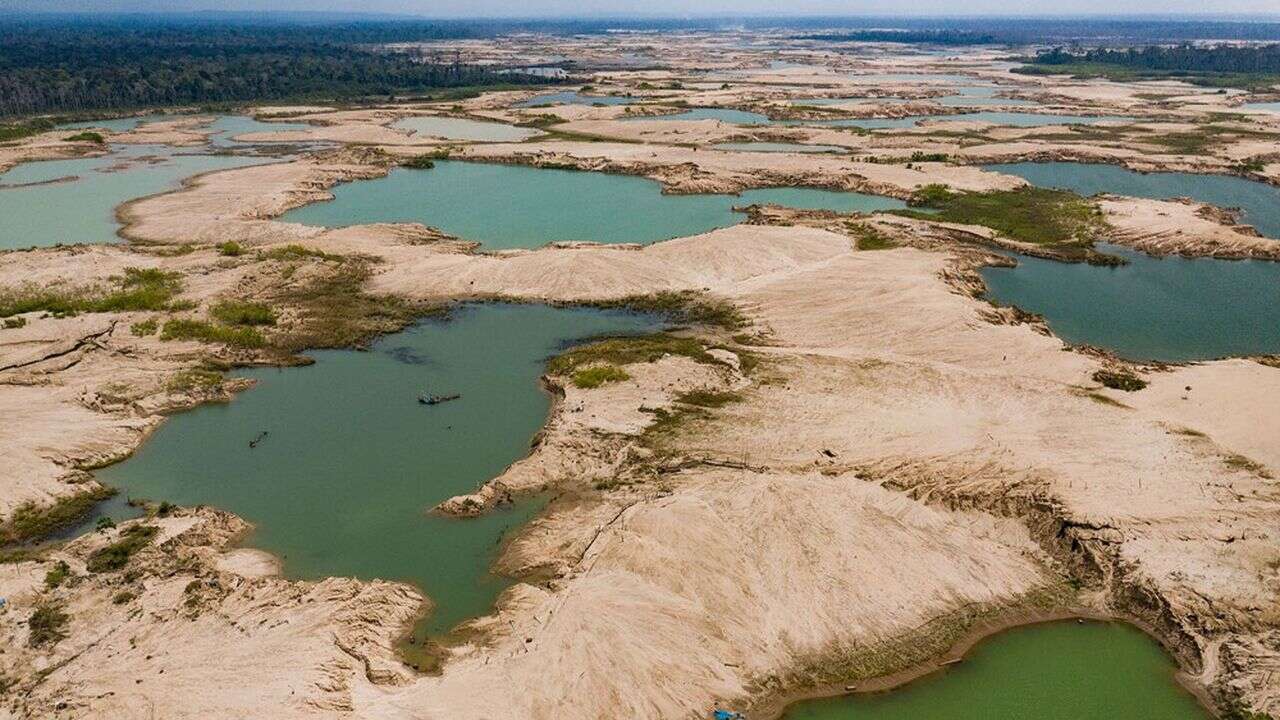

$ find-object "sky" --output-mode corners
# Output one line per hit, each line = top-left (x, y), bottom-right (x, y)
(6, 0), (1280, 17)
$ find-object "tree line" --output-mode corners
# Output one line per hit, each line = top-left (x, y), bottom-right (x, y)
(0, 20), (565, 118)
(1027, 44), (1280, 76)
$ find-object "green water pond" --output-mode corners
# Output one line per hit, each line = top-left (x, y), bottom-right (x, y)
(783, 621), (1209, 720)
(94, 304), (662, 635)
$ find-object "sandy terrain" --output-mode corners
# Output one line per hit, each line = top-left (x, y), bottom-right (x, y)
(2, 31), (1279, 720)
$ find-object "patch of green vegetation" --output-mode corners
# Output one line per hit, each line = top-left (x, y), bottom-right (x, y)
(0, 547), (43, 563)
(27, 603), (69, 648)
(0, 486), (116, 546)
(112, 590), (137, 605)
(571, 364), (631, 389)
(43, 560), (71, 589)
(210, 300), (276, 326)
(86, 524), (159, 573)
(549, 334), (715, 376)
(159, 319), (266, 348)
(65, 131), (105, 143)
(216, 240), (245, 257)
(899, 185), (1107, 249)
(0, 267), (184, 318)
(586, 291), (746, 330)
(1092, 368), (1148, 392)
(258, 244), (345, 263)
(166, 368), (224, 393)
(400, 156), (436, 169)
(0, 119), (54, 143)
(95, 516), (116, 531)
(268, 260), (423, 352)
(129, 318), (158, 336)
(674, 388), (744, 408)
(846, 222), (896, 250)
(3, 316), (26, 329)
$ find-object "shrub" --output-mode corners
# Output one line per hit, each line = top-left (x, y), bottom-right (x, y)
(28, 603), (69, 647)
(216, 241), (245, 257)
(44, 560), (71, 589)
(1093, 368), (1148, 392)
(210, 300), (276, 326)
(160, 319), (265, 348)
(130, 318), (157, 336)
(66, 131), (104, 143)
(86, 524), (159, 573)
(112, 590), (136, 605)
(571, 365), (630, 388)
(3, 316), (26, 329)
(95, 516), (116, 531)
(259, 244), (344, 263)
(166, 368), (223, 393)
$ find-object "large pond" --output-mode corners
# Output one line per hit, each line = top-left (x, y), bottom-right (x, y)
(0, 143), (272, 250)
(518, 91), (634, 107)
(806, 112), (1131, 130)
(95, 303), (663, 635)
(982, 244), (1280, 362)
(392, 116), (541, 142)
(712, 142), (847, 153)
(283, 160), (906, 249)
(986, 161), (1280, 240)
(782, 621), (1209, 720)
(626, 109), (1122, 129)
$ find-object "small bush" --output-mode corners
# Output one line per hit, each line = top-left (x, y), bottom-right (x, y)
(210, 300), (276, 326)
(28, 603), (69, 648)
(216, 241), (245, 257)
(66, 131), (104, 143)
(130, 318), (158, 336)
(44, 560), (71, 589)
(549, 334), (714, 375)
(1093, 368), (1148, 392)
(95, 516), (116, 531)
(571, 365), (631, 388)
(166, 368), (223, 393)
(401, 156), (436, 169)
(674, 389), (743, 408)
(160, 319), (265, 348)
(112, 590), (137, 605)
(86, 524), (159, 573)
(259, 244), (344, 263)
(0, 267), (183, 318)
(588, 291), (746, 330)
(3, 316), (26, 329)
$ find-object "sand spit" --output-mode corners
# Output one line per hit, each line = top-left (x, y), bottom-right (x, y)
(2, 35), (1279, 720)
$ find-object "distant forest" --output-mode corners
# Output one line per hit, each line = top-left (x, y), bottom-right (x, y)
(1018, 44), (1280, 89)
(0, 19), (564, 118)
(796, 30), (998, 45)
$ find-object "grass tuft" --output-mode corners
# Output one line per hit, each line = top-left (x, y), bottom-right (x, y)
(28, 603), (69, 648)
(571, 364), (631, 388)
(210, 300), (276, 326)
(86, 524), (159, 573)
(0, 267), (184, 318)
(1, 487), (116, 546)
(216, 241), (245, 257)
(160, 319), (265, 348)
(549, 334), (714, 376)
(1092, 368), (1148, 392)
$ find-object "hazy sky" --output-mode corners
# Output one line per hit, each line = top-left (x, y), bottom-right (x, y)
(6, 0), (1280, 17)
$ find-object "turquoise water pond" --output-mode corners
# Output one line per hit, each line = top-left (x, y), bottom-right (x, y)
(0, 144), (272, 250)
(283, 160), (905, 249)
